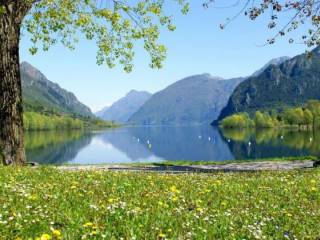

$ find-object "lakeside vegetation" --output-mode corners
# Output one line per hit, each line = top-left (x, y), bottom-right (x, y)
(220, 100), (320, 129)
(0, 167), (318, 239)
(23, 112), (117, 131)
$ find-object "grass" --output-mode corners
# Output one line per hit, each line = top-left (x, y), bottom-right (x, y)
(0, 167), (319, 239)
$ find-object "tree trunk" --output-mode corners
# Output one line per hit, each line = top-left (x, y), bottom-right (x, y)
(0, 2), (31, 165)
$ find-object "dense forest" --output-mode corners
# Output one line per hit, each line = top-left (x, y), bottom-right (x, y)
(220, 100), (320, 129)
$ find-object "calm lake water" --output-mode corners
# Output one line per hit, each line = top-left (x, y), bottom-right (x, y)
(24, 126), (320, 165)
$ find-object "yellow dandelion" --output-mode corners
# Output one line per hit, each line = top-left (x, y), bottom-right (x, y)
(158, 233), (166, 238)
(28, 194), (38, 201)
(51, 229), (61, 237)
(170, 185), (177, 192)
(40, 234), (51, 240)
(83, 222), (93, 227)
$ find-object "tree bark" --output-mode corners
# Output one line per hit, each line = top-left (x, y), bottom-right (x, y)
(0, 1), (31, 165)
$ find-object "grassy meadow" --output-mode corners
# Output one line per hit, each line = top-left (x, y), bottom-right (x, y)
(0, 167), (319, 239)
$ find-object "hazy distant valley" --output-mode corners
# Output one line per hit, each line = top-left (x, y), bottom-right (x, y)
(95, 56), (291, 126)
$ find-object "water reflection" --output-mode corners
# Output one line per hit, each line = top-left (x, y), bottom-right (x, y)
(126, 126), (233, 161)
(220, 128), (320, 159)
(25, 130), (92, 164)
(25, 126), (320, 165)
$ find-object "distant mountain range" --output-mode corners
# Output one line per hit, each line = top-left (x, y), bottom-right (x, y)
(95, 90), (152, 123)
(127, 57), (292, 126)
(23, 48), (318, 127)
(21, 62), (93, 117)
(128, 74), (245, 125)
(217, 46), (320, 122)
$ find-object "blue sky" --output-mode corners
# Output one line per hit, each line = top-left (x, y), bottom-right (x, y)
(20, 1), (309, 112)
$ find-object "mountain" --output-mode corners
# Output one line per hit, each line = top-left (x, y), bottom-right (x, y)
(95, 106), (109, 118)
(21, 62), (93, 117)
(128, 74), (245, 125)
(95, 90), (152, 123)
(251, 56), (290, 77)
(217, 47), (320, 122)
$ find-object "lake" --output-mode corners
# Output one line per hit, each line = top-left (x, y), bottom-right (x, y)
(24, 126), (320, 165)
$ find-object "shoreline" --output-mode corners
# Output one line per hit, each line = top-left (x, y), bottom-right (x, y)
(56, 159), (319, 173)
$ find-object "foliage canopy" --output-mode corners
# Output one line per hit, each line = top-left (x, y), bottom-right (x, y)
(1, 0), (189, 72)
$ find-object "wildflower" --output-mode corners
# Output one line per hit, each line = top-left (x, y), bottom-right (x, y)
(196, 207), (203, 212)
(310, 179), (316, 184)
(311, 187), (317, 192)
(158, 233), (166, 238)
(28, 194), (38, 201)
(170, 185), (177, 192)
(51, 229), (61, 238)
(170, 185), (180, 194)
(40, 234), (51, 240)
(83, 222), (93, 227)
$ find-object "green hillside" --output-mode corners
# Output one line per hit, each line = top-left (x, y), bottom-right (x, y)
(217, 46), (320, 122)
(21, 62), (93, 118)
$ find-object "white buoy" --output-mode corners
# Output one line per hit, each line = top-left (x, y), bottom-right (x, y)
(248, 141), (251, 146)
(208, 137), (211, 141)
(137, 138), (140, 142)
(227, 139), (231, 143)
(147, 140), (150, 144)
(198, 135), (202, 139)
(280, 135), (284, 139)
